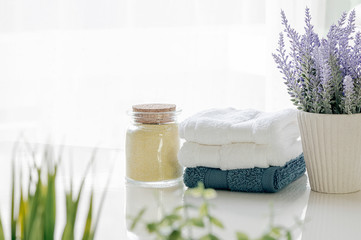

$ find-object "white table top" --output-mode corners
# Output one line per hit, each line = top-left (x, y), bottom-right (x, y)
(0, 142), (360, 240)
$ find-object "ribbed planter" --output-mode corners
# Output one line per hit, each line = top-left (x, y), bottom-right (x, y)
(297, 111), (361, 193)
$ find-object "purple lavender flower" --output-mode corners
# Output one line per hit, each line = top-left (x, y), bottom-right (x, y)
(352, 32), (361, 79)
(300, 7), (321, 112)
(352, 32), (361, 111)
(313, 45), (332, 113)
(273, 7), (361, 114)
(338, 10), (356, 77)
(272, 33), (305, 109)
(343, 75), (355, 114)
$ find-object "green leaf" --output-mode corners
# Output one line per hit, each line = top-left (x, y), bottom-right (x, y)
(187, 188), (203, 198)
(28, 206), (44, 240)
(62, 192), (75, 240)
(62, 155), (94, 240)
(173, 205), (185, 212)
(19, 184), (26, 239)
(82, 192), (93, 240)
(199, 203), (208, 217)
(44, 171), (56, 240)
(130, 208), (146, 231)
(146, 223), (158, 233)
(270, 227), (281, 238)
(209, 216), (224, 229)
(260, 235), (276, 240)
(200, 233), (219, 240)
(169, 230), (182, 240)
(236, 232), (249, 240)
(173, 204), (196, 213)
(88, 159), (114, 240)
(190, 218), (204, 227)
(161, 214), (181, 226)
(203, 189), (217, 200)
(165, 214), (181, 221)
(197, 182), (205, 190)
(183, 204), (197, 209)
(27, 168), (43, 239)
(187, 182), (206, 198)
(11, 153), (16, 240)
(286, 231), (292, 240)
(0, 212), (5, 240)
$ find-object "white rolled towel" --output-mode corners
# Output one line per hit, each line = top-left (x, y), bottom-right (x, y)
(179, 108), (300, 145)
(178, 140), (302, 170)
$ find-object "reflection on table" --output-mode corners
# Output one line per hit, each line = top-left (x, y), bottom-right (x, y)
(126, 182), (185, 239)
(1, 142), (360, 240)
(302, 190), (361, 240)
(125, 175), (309, 240)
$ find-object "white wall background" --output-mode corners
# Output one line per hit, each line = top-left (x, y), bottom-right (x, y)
(0, 0), (360, 148)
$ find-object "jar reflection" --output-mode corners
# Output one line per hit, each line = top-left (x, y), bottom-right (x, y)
(126, 182), (185, 239)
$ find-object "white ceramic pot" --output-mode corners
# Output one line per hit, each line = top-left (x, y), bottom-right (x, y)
(297, 111), (361, 193)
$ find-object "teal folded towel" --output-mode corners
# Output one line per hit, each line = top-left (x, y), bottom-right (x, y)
(183, 154), (305, 193)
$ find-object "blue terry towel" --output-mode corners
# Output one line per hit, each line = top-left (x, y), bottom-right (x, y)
(183, 154), (305, 193)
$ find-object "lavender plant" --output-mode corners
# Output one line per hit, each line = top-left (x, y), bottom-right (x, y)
(273, 7), (361, 114)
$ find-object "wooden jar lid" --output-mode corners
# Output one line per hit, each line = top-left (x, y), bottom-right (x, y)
(132, 104), (176, 113)
(132, 104), (177, 124)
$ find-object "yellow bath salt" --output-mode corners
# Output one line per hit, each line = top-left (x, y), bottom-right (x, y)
(125, 104), (183, 184)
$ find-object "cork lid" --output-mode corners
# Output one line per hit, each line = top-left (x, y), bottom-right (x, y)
(132, 104), (176, 113)
(132, 103), (177, 124)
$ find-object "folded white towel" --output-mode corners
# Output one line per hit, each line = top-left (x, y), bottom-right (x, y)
(178, 140), (302, 170)
(179, 108), (299, 145)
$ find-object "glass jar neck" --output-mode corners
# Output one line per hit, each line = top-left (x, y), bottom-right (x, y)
(129, 110), (180, 124)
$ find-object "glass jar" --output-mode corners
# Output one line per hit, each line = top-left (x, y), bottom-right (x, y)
(125, 104), (183, 187)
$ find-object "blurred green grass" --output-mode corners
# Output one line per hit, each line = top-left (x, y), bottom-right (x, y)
(0, 142), (110, 240)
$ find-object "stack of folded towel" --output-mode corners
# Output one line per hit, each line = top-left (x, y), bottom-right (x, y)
(179, 108), (305, 193)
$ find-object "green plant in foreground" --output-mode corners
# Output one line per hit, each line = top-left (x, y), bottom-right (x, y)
(0, 142), (110, 240)
(129, 183), (302, 240)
